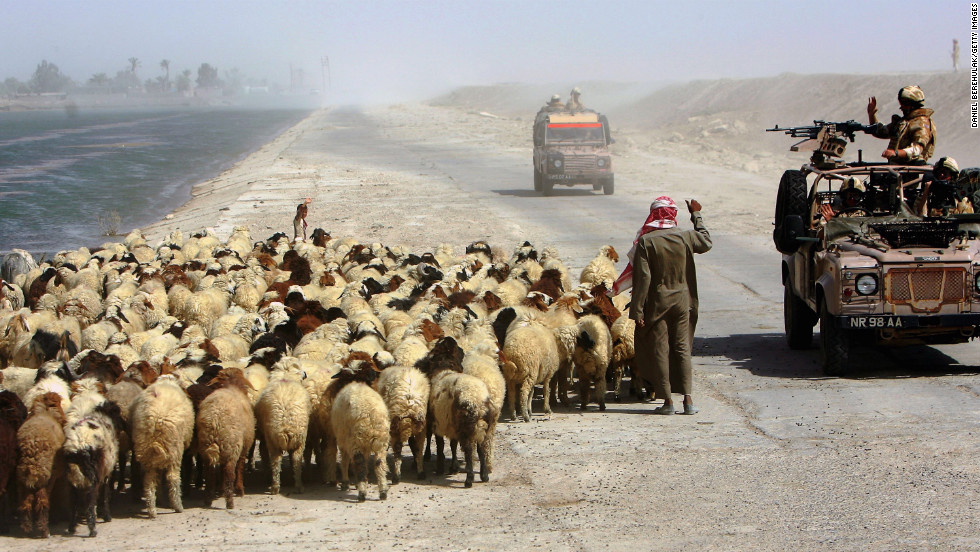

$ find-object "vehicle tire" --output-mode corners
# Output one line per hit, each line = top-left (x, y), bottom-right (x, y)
(603, 177), (615, 195)
(784, 285), (815, 349)
(543, 178), (555, 196)
(819, 300), (849, 376)
(533, 168), (543, 192)
(773, 170), (808, 253)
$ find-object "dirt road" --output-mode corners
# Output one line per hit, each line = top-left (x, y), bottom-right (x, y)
(6, 103), (978, 551)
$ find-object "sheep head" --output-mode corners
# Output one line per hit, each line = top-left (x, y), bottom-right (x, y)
(415, 336), (464, 377)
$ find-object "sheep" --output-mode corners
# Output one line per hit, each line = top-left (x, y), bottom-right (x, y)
(254, 360), (311, 495)
(16, 392), (66, 538)
(328, 353), (389, 501)
(63, 400), (123, 537)
(130, 376), (196, 518)
(417, 337), (496, 487)
(195, 367), (255, 509)
(501, 321), (560, 422)
(376, 363), (430, 483)
(0, 390), (27, 534)
(609, 315), (637, 401)
(461, 345), (505, 473)
(579, 245), (620, 288)
(1, 249), (37, 286)
(572, 315), (613, 411)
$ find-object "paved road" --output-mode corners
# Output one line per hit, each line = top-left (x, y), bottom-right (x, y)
(11, 106), (974, 552)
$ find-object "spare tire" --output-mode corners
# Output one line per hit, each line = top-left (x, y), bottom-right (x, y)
(773, 170), (809, 253)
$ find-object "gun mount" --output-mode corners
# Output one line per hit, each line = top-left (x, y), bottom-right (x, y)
(767, 120), (873, 169)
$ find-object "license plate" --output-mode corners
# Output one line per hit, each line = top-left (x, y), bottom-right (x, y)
(848, 316), (904, 328)
(548, 174), (572, 180)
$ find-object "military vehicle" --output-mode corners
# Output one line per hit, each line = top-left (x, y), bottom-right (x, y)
(770, 120), (980, 375)
(532, 110), (613, 196)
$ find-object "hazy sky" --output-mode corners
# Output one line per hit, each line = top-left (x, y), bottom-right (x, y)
(2, 0), (970, 103)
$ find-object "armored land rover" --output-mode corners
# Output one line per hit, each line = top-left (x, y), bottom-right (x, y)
(770, 120), (980, 375)
(532, 110), (613, 196)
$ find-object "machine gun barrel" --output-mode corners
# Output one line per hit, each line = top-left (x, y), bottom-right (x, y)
(767, 120), (873, 142)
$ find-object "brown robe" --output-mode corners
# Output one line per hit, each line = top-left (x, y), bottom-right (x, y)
(629, 211), (711, 397)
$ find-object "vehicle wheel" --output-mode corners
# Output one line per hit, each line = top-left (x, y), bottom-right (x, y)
(543, 179), (554, 196)
(819, 300), (849, 376)
(773, 170), (808, 253)
(603, 177), (614, 195)
(533, 168), (542, 192)
(592, 181), (602, 191)
(784, 285), (815, 349)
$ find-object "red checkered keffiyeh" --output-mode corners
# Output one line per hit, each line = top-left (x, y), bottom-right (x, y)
(610, 196), (678, 295)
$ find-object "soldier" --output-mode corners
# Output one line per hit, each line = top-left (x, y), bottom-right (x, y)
(566, 86), (585, 112)
(866, 85), (936, 164)
(544, 94), (564, 111)
(952, 39), (960, 72)
(914, 157), (972, 216)
(818, 177), (868, 220)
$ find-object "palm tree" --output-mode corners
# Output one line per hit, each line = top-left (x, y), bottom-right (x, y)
(159, 59), (170, 89)
(128, 57), (140, 76)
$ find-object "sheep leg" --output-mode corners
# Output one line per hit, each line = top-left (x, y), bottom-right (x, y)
(410, 431), (426, 480)
(449, 439), (460, 474)
(434, 435), (445, 475)
(67, 486), (81, 535)
(131, 459), (143, 502)
(596, 373), (607, 412)
(556, 362), (571, 406)
(268, 445), (282, 495)
(234, 453), (248, 498)
(166, 467), (184, 513)
(423, 422), (432, 461)
(98, 477), (112, 522)
(338, 450), (350, 492)
(180, 452), (192, 493)
(541, 374), (555, 415)
(579, 376), (591, 410)
(85, 483), (99, 537)
(223, 460), (237, 509)
(389, 437), (402, 485)
(35, 486), (51, 538)
(463, 440), (475, 488)
(353, 452), (367, 502)
(478, 439), (490, 483)
(143, 467), (159, 518)
(195, 454), (206, 489)
(505, 380), (518, 420)
(324, 436), (338, 487)
(203, 464), (217, 508)
(485, 423), (496, 474)
(290, 447), (304, 494)
(520, 379), (533, 422)
(373, 453), (388, 501)
(17, 486), (34, 535)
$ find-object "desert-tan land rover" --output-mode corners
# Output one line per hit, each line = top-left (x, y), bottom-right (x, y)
(771, 121), (980, 375)
(532, 110), (614, 196)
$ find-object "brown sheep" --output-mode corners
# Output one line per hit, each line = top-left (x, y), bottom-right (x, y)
(0, 390), (28, 533)
(196, 368), (255, 510)
(16, 392), (66, 538)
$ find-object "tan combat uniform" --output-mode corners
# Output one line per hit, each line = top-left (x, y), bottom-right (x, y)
(566, 97), (585, 111)
(629, 211), (711, 398)
(870, 108), (937, 163)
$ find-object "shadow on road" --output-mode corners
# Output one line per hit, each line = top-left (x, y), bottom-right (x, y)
(491, 188), (596, 197)
(694, 333), (980, 380)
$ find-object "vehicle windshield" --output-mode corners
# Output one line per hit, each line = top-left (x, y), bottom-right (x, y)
(545, 123), (605, 144)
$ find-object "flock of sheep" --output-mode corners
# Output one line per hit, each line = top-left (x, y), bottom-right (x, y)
(0, 225), (635, 538)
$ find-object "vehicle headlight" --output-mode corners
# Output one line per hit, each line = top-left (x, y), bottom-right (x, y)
(855, 274), (878, 296)
(553, 159), (563, 169)
(597, 157), (607, 168)
(974, 273), (980, 293)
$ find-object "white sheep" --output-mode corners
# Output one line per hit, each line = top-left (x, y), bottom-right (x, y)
(195, 368), (255, 509)
(329, 355), (389, 501)
(501, 321), (560, 422)
(130, 375), (195, 518)
(63, 399), (122, 537)
(377, 364), (429, 483)
(254, 360), (311, 495)
(579, 245), (620, 288)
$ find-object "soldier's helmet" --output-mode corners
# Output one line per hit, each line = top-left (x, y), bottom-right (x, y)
(934, 157), (960, 179)
(571, 86), (581, 95)
(550, 94), (561, 102)
(840, 177), (866, 194)
(898, 85), (925, 104)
